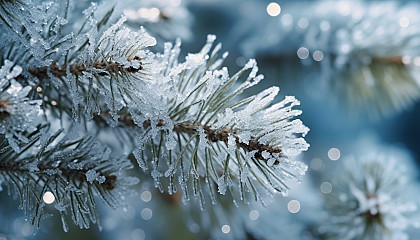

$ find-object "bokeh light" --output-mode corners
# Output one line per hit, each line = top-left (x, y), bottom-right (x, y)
(287, 200), (301, 213)
(222, 224), (231, 234)
(328, 148), (341, 161)
(249, 210), (260, 220)
(43, 191), (55, 204)
(297, 47), (309, 59)
(313, 50), (324, 61)
(141, 191), (152, 202)
(310, 158), (324, 171)
(399, 17), (410, 28)
(140, 208), (153, 220)
(320, 182), (333, 194)
(266, 3), (281, 17)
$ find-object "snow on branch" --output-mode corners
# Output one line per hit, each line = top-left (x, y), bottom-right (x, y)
(0, 125), (137, 231)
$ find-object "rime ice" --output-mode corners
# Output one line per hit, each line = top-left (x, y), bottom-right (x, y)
(133, 35), (310, 207)
(323, 151), (420, 240)
(0, 60), (42, 152)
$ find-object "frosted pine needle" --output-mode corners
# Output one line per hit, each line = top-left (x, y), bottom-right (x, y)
(132, 35), (309, 205)
(239, 1), (420, 117)
(0, 126), (137, 231)
(323, 151), (420, 240)
(0, 60), (42, 152)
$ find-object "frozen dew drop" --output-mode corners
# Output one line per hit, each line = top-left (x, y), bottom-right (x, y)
(320, 182), (332, 194)
(249, 210), (259, 220)
(297, 47), (309, 59)
(313, 51), (324, 61)
(399, 17), (410, 28)
(43, 191), (55, 204)
(287, 200), (300, 213)
(29, 38), (36, 46)
(221, 225), (231, 234)
(36, 87), (42, 92)
(266, 2), (281, 17)
(140, 208), (153, 220)
(51, 100), (58, 106)
(328, 148), (340, 161)
(141, 191), (152, 202)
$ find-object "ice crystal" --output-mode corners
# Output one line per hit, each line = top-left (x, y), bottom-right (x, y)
(323, 149), (420, 240)
(133, 35), (309, 206)
(0, 60), (42, 152)
(0, 1), (312, 235)
(0, 126), (137, 231)
(77, 17), (163, 121)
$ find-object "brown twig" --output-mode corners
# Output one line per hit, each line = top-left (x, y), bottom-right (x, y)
(0, 100), (11, 120)
(94, 112), (282, 164)
(372, 56), (404, 65)
(27, 56), (143, 79)
(0, 161), (117, 190)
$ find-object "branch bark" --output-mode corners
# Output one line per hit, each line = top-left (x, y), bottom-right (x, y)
(93, 112), (282, 164)
(27, 57), (143, 79)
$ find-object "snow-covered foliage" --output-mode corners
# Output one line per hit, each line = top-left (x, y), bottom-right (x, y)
(0, 125), (137, 231)
(238, 0), (420, 117)
(0, 60), (42, 152)
(322, 148), (420, 240)
(0, 0), (309, 233)
(132, 35), (309, 206)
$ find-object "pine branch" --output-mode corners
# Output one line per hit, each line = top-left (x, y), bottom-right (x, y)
(0, 158), (118, 191)
(0, 125), (136, 231)
(1, 2), (309, 222)
(1, 60), (42, 151)
(26, 57), (144, 79)
(125, 35), (310, 206)
(239, 0), (420, 118)
(95, 112), (283, 164)
(0, 99), (11, 119)
(0, 0), (23, 29)
(323, 150), (420, 239)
